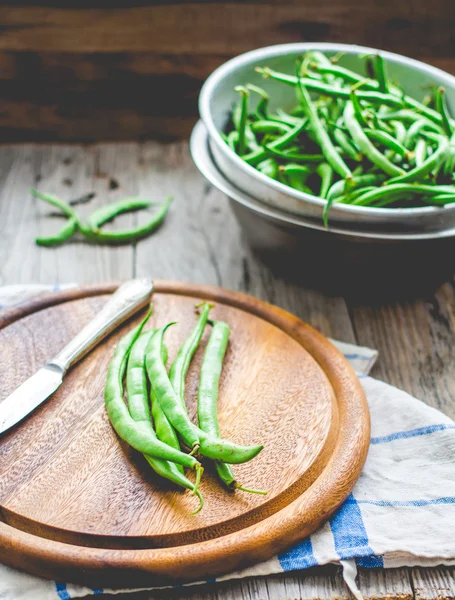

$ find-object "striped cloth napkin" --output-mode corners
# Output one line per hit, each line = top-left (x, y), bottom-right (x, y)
(1, 284), (454, 600)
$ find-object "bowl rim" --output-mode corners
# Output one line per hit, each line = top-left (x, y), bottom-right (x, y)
(190, 119), (455, 241)
(199, 42), (455, 219)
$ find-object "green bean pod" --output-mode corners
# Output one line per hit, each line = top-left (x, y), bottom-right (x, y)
(414, 139), (428, 168)
(198, 321), (267, 495)
(234, 86), (249, 155)
(226, 131), (239, 151)
(374, 54), (388, 93)
(86, 196), (172, 243)
(352, 182), (455, 206)
(343, 102), (404, 176)
(256, 67), (403, 107)
(387, 137), (449, 184)
(297, 71), (352, 180)
(87, 198), (154, 231)
(126, 331), (202, 510)
(364, 129), (411, 159)
(146, 324), (263, 464)
(246, 84), (270, 120)
(317, 163), (334, 200)
(105, 316), (202, 475)
(251, 120), (291, 135)
(436, 87), (454, 137)
(35, 217), (78, 247)
(169, 302), (212, 408)
(241, 118), (308, 165)
(333, 126), (362, 161)
(257, 158), (279, 179)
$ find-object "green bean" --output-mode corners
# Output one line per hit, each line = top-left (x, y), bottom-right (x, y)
(333, 123), (362, 161)
(387, 137), (449, 184)
(169, 303), (212, 408)
(105, 316), (202, 475)
(241, 118), (308, 165)
(314, 64), (370, 87)
(256, 67), (403, 107)
(391, 120), (407, 145)
(352, 183), (455, 206)
(317, 163), (334, 200)
(436, 87), (454, 136)
(85, 197), (172, 243)
(148, 335), (184, 475)
(273, 108), (303, 126)
(251, 120), (291, 135)
(126, 331), (202, 511)
(343, 101), (404, 176)
(35, 217), (78, 247)
(265, 147), (324, 162)
(404, 118), (440, 148)
(425, 194), (455, 204)
(337, 186), (378, 204)
(257, 158), (279, 178)
(350, 90), (369, 128)
(234, 86), (249, 154)
(145, 325), (264, 464)
(327, 174), (384, 201)
(297, 69), (352, 180)
(227, 131), (239, 151)
(31, 188), (83, 224)
(197, 321), (267, 495)
(87, 198), (153, 231)
(32, 188), (171, 245)
(442, 132), (455, 179)
(365, 129), (411, 159)
(374, 54), (388, 93)
(246, 84), (269, 119)
(279, 164), (310, 177)
(414, 139), (428, 167)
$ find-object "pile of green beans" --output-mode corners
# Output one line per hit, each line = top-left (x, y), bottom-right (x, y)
(31, 188), (171, 246)
(105, 303), (265, 514)
(223, 51), (455, 225)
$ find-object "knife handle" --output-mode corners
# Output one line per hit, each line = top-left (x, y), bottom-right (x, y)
(47, 279), (154, 373)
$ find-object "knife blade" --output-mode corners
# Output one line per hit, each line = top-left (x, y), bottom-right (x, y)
(0, 278), (154, 435)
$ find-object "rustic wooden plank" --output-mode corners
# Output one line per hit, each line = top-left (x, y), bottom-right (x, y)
(348, 280), (455, 419)
(0, 1), (454, 141)
(0, 3), (454, 56)
(357, 567), (414, 600)
(411, 567), (455, 600)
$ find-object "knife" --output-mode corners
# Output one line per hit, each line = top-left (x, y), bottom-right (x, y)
(0, 278), (154, 435)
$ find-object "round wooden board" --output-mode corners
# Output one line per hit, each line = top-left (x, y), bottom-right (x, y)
(0, 281), (369, 587)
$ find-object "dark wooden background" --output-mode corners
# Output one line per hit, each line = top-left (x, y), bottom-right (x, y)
(1, 0), (455, 142)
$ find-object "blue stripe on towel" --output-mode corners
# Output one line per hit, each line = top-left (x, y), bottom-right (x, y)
(371, 424), (455, 444)
(92, 589), (104, 595)
(278, 536), (318, 570)
(55, 583), (70, 600)
(342, 354), (372, 361)
(356, 555), (384, 568)
(330, 494), (383, 565)
(354, 496), (455, 508)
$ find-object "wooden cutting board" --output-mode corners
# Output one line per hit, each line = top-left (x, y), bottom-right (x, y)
(0, 281), (370, 587)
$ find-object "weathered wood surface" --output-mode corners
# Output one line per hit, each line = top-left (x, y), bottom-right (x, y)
(0, 141), (454, 598)
(0, 1), (454, 141)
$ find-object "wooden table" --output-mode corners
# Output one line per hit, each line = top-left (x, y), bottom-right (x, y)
(1, 142), (454, 600)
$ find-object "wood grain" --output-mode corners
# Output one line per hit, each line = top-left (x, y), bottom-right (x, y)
(0, 281), (369, 585)
(0, 140), (452, 599)
(0, 1), (454, 141)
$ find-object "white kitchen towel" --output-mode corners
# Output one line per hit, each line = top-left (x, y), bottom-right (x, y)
(1, 284), (454, 600)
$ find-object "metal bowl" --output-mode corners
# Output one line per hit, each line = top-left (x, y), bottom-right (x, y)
(190, 119), (455, 291)
(199, 42), (455, 233)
